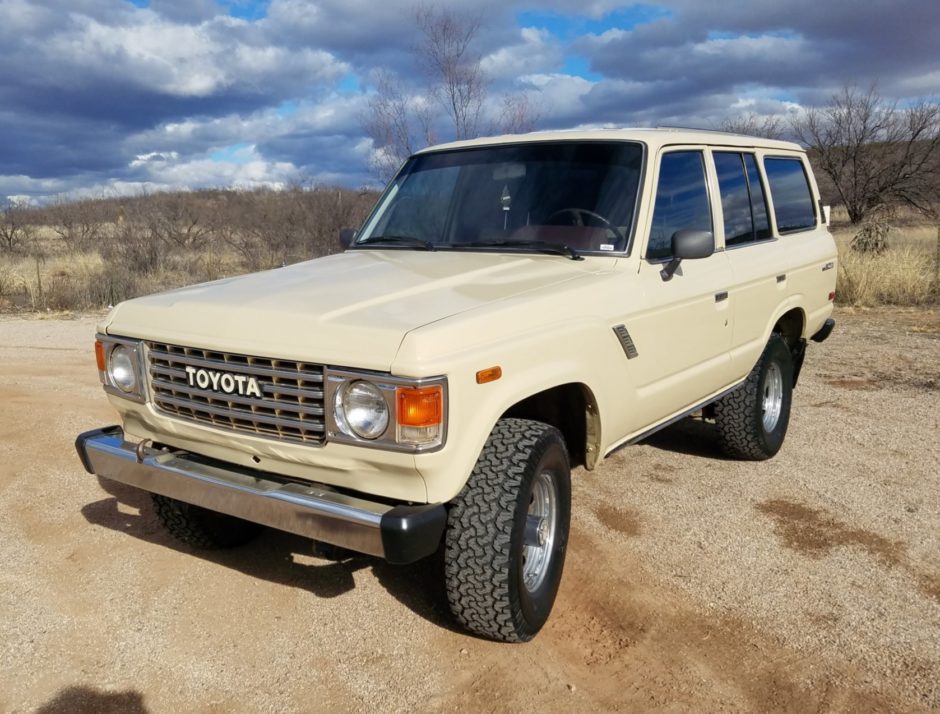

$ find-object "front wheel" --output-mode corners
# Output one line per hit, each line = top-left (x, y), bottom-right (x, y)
(152, 494), (262, 548)
(714, 334), (794, 460)
(444, 418), (571, 642)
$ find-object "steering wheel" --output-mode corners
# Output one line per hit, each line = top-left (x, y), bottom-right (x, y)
(546, 208), (626, 245)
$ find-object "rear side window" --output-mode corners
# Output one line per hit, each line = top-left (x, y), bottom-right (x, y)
(763, 157), (816, 232)
(713, 152), (772, 246)
(647, 151), (712, 260)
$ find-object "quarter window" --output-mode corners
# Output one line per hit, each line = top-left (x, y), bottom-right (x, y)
(713, 152), (772, 246)
(647, 151), (712, 260)
(744, 155), (772, 240)
(763, 157), (816, 232)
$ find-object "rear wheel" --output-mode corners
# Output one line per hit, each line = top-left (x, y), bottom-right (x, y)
(444, 418), (571, 642)
(152, 495), (262, 548)
(714, 334), (793, 460)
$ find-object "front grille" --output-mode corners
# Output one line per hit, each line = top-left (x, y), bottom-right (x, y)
(146, 342), (326, 445)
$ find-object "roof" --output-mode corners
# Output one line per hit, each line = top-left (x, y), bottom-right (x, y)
(416, 127), (803, 155)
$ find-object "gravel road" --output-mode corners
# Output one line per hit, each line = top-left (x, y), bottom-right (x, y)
(0, 307), (937, 713)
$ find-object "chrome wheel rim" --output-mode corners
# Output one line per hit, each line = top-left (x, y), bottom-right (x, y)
(521, 470), (558, 593)
(762, 362), (784, 432)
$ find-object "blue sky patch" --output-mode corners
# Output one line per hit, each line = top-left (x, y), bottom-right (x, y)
(210, 143), (253, 164)
(561, 56), (603, 82)
(219, 0), (269, 21)
(274, 100), (299, 118)
(517, 5), (672, 40)
(338, 74), (362, 93)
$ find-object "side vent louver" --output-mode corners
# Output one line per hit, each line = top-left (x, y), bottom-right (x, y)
(613, 324), (639, 359)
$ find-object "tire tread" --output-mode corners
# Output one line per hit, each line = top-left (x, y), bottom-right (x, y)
(152, 494), (260, 548)
(444, 418), (564, 642)
(714, 335), (792, 460)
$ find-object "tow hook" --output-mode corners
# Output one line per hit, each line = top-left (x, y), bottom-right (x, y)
(135, 439), (153, 464)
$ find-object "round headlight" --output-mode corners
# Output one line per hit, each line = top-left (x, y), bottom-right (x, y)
(108, 344), (138, 393)
(335, 380), (388, 440)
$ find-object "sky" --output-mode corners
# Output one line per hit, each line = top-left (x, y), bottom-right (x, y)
(1, 0), (938, 203)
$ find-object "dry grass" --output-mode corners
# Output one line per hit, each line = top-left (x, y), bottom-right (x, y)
(0, 188), (377, 312)
(2, 191), (938, 312)
(833, 225), (939, 307)
(0, 248), (247, 312)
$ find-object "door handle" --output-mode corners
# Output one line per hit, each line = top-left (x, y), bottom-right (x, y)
(776, 274), (787, 283)
(714, 291), (728, 302)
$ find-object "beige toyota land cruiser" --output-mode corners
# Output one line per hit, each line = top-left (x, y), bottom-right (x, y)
(77, 129), (837, 642)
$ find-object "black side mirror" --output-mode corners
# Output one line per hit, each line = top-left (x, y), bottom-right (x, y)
(339, 228), (356, 250)
(660, 230), (714, 281)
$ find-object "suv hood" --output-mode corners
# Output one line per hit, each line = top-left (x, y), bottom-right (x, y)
(104, 249), (598, 371)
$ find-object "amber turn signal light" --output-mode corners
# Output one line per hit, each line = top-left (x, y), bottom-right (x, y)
(475, 366), (502, 384)
(95, 340), (106, 371)
(396, 385), (443, 427)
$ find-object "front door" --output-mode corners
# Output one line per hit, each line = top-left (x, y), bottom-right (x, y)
(615, 148), (737, 435)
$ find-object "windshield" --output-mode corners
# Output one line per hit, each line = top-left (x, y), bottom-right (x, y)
(357, 141), (643, 255)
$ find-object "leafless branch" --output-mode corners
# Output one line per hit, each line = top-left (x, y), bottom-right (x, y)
(792, 83), (940, 224)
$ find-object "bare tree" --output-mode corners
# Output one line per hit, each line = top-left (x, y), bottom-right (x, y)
(364, 72), (436, 181)
(143, 192), (210, 250)
(0, 204), (35, 253)
(495, 92), (540, 135)
(792, 83), (940, 225)
(719, 112), (786, 140)
(364, 6), (539, 181)
(415, 5), (486, 142)
(50, 198), (103, 249)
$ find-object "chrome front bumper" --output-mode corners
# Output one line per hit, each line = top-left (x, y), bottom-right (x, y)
(75, 426), (446, 564)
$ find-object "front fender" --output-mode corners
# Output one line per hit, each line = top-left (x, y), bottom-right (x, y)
(401, 316), (624, 503)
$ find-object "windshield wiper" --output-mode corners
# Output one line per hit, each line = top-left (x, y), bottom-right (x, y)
(356, 235), (435, 251)
(458, 239), (583, 261)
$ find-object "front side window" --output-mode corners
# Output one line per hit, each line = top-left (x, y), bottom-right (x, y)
(763, 157), (816, 232)
(358, 141), (643, 255)
(714, 152), (772, 246)
(647, 151), (712, 260)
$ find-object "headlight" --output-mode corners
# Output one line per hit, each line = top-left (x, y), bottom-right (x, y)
(334, 380), (389, 440)
(108, 344), (138, 393)
(326, 369), (447, 451)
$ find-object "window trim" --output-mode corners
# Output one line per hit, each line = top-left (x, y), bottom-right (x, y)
(643, 146), (716, 264)
(761, 154), (819, 235)
(713, 150), (777, 251)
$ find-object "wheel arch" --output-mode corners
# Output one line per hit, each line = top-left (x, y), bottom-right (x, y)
(500, 382), (601, 470)
(772, 306), (806, 348)
(771, 305), (808, 386)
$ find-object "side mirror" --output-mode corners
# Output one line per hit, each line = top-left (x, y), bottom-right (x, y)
(339, 228), (356, 250)
(660, 230), (714, 281)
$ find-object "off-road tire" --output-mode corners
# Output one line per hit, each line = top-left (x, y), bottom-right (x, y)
(714, 334), (793, 460)
(152, 495), (262, 548)
(444, 418), (571, 642)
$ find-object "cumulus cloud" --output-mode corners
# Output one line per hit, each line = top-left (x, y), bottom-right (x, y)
(0, 0), (937, 201)
(482, 28), (565, 80)
(575, 0), (940, 103)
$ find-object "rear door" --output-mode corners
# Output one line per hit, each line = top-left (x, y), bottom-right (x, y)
(718, 151), (834, 374)
(711, 149), (786, 372)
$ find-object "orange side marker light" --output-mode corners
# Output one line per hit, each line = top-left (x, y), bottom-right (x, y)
(476, 366), (502, 384)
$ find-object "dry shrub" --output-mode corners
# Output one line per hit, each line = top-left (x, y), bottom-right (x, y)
(0, 253), (134, 311)
(10, 188), (931, 312)
(1, 186), (378, 312)
(837, 240), (936, 306)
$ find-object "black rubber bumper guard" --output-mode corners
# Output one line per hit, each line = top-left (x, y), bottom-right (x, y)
(811, 318), (836, 343)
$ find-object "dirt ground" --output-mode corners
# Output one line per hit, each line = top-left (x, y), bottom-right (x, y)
(0, 307), (937, 713)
